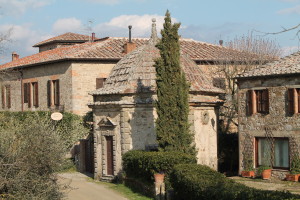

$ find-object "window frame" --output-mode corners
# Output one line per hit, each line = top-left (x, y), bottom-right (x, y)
(96, 78), (107, 89)
(255, 137), (290, 170)
(47, 79), (60, 107)
(31, 82), (39, 108)
(247, 89), (269, 115)
(287, 88), (300, 115)
(1, 85), (11, 109)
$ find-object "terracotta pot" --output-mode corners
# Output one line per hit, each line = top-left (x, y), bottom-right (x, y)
(154, 173), (165, 184)
(286, 174), (300, 182)
(241, 171), (255, 178)
(262, 169), (272, 180)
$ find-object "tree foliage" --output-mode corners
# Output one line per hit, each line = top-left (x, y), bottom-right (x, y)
(0, 112), (88, 199)
(155, 11), (195, 155)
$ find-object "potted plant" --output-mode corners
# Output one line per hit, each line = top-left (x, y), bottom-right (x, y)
(257, 165), (272, 180)
(154, 172), (165, 184)
(286, 156), (300, 182)
(241, 157), (255, 178)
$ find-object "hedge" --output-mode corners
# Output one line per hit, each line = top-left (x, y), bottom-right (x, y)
(170, 164), (300, 200)
(122, 150), (196, 182)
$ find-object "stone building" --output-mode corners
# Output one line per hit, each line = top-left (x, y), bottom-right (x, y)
(236, 51), (300, 179)
(88, 20), (225, 180)
(0, 30), (244, 116)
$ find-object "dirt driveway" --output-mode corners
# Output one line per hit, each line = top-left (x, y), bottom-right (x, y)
(58, 172), (128, 200)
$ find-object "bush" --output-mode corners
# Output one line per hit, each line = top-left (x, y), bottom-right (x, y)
(170, 164), (300, 200)
(0, 111), (88, 199)
(122, 150), (196, 182)
(0, 111), (88, 149)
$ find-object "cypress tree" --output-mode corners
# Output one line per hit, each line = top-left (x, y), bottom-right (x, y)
(155, 11), (195, 155)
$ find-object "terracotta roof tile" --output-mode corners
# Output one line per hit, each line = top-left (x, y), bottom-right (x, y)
(90, 39), (224, 95)
(33, 32), (98, 47)
(237, 51), (300, 79)
(1, 36), (245, 69)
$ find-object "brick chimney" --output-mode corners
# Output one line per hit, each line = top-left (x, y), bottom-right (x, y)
(12, 52), (19, 61)
(124, 25), (136, 54)
(91, 32), (95, 42)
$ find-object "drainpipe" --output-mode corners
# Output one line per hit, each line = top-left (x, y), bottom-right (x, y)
(19, 70), (23, 112)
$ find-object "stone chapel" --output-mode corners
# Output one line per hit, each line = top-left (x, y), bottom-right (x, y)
(88, 19), (224, 180)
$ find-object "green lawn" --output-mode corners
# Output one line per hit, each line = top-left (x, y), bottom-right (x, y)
(86, 177), (152, 200)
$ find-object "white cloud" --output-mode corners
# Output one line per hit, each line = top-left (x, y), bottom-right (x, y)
(0, 0), (52, 17)
(277, 5), (300, 14)
(52, 18), (83, 34)
(0, 24), (48, 63)
(94, 14), (176, 38)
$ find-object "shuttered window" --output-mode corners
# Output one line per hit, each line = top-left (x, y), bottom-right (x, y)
(287, 88), (300, 115)
(247, 89), (269, 115)
(47, 79), (60, 107)
(23, 83), (30, 104)
(5, 85), (11, 109)
(2, 86), (5, 109)
(32, 82), (38, 107)
(1, 85), (11, 109)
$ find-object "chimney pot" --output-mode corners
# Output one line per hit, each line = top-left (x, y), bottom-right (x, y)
(219, 40), (224, 46)
(128, 25), (132, 43)
(124, 25), (136, 54)
(12, 52), (19, 61)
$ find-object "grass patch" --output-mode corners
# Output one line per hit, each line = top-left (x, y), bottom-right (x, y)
(86, 177), (152, 200)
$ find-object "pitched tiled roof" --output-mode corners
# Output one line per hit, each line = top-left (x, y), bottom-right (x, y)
(1, 36), (248, 70)
(90, 38), (224, 95)
(237, 51), (300, 79)
(33, 32), (98, 47)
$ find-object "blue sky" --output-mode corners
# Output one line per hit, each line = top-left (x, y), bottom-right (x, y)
(1, 0), (300, 63)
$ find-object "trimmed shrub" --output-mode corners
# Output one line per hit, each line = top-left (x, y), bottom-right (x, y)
(122, 150), (196, 182)
(170, 164), (300, 200)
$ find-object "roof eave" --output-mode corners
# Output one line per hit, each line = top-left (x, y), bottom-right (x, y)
(0, 57), (121, 70)
(236, 73), (300, 81)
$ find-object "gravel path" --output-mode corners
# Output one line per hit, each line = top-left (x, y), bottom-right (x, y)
(58, 172), (128, 200)
(230, 176), (300, 194)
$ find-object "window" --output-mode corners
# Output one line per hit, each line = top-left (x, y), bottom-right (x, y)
(247, 89), (269, 115)
(24, 82), (38, 108)
(2, 85), (11, 109)
(47, 80), (60, 107)
(96, 78), (106, 89)
(287, 88), (300, 115)
(31, 82), (39, 107)
(23, 82), (30, 104)
(256, 137), (289, 169)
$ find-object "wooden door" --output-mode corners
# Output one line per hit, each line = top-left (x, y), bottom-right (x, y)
(106, 136), (114, 175)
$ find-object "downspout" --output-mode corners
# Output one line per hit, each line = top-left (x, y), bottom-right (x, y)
(19, 70), (23, 112)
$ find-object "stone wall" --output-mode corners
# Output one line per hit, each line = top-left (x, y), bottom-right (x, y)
(0, 62), (72, 112)
(0, 61), (116, 116)
(192, 107), (218, 170)
(92, 92), (221, 179)
(238, 76), (300, 176)
(71, 62), (115, 115)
